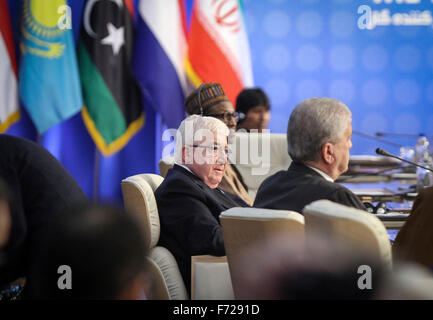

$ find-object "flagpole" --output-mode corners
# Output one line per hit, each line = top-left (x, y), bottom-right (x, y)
(93, 147), (100, 203)
(155, 112), (163, 174)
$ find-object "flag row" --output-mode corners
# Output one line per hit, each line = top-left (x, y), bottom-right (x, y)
(0, 0), (253, 156)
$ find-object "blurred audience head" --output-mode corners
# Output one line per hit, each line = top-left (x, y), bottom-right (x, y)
(175, 115), (230, 188)
(233, 230), (433, 300)
(374, 262), (433, 299)
(26, 204), (148, 299)
(0, 178), (11, 249)
(287, 97), (352, 179)
(234, 233), (385, 300)
(184, 82), (239, 131)
(236, 88), (271, 132)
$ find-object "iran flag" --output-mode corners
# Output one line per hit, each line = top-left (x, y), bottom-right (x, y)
(186, 0), (253, 105)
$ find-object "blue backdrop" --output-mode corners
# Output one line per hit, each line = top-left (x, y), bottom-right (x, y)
(243, 0), (433, 155)
(4, 0), (433, 204)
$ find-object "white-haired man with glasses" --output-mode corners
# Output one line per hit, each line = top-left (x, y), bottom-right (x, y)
(184, 82), (253, 206)
(155, 115), (249, 294)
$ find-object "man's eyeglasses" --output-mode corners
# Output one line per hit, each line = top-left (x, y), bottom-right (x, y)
(205, 111), (244, 123)
(188, 144), (230, 157)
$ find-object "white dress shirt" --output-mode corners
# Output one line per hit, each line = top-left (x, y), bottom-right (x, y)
(306, 165), (334, 182)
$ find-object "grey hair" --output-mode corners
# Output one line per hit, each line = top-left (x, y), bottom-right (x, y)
(287, 97), (351, 162)
(174, 115), (229, 164)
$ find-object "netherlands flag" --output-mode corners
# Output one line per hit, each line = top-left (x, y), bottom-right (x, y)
(134, 0), (189, 130)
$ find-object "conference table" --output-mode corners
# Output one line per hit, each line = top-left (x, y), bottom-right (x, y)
(338, 155), (418, 240)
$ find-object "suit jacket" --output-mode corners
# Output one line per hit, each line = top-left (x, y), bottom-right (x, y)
(254, 162), (366, 213)
(219, 164), (253, 206)
(393, 187), (433, 267)
(155, 164), (249, 293)
(0, 135), (88, 286)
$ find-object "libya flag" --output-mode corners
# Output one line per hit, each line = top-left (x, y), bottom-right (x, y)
(78, 0), (144, 156)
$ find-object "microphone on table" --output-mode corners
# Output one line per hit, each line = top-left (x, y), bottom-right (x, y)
(375, 148), (433, 173)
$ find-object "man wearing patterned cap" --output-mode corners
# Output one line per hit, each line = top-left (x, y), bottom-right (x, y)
(184, 82), (253, 206)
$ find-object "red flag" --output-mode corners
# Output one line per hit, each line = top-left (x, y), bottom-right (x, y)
(0, 1), (19, 132)
(186, 0), (253, 105)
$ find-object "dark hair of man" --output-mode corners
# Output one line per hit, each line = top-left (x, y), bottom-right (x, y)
(277, 257), (385, 300)
(236, 88), (270, 122)
(0, 178), (10, 204)
(26, 204), (147, 299)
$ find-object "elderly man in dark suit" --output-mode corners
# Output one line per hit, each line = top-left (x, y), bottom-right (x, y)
(184, 82), (253, 206)
(155, 115), (249, 292)
(254, 97), (366, 213)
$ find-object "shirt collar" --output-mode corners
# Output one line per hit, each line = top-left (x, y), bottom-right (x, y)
(177, 163), (195, 175)
(306, 165), (334, 182)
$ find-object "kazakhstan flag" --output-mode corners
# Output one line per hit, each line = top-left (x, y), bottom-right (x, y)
(19, 0), (83, 133)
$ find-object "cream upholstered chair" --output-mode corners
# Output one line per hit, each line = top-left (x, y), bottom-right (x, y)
(121, 173), (188, 300)
(303, 200), (392, 270)
(158, 155), (175, 178)
(230, 132), (291, 199)
(220, 207), (304, 299)
(191, 255), (234, 300)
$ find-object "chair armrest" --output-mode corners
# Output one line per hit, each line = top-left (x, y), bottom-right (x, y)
(191, 255), (234, 300)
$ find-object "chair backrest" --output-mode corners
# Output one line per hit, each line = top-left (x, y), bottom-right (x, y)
(191, 255), (234, 300)
(158, 155), (175, 178)
(231, 132), (291, 199)
(121, 173), (189, 300)
(303, 200), (392, 270)
(220, 207), (304, 299)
